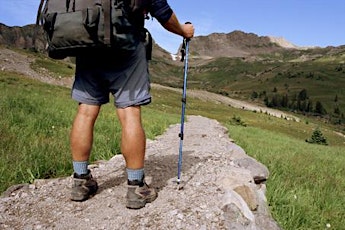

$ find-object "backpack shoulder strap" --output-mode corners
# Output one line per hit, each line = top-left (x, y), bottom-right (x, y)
(33, 0), (48, 51)
(36, 0), (47, 25)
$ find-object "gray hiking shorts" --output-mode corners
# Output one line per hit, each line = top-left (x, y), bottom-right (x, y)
(71, 42), (151, 108)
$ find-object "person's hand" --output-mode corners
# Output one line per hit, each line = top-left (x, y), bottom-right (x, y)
(181, 23), (194, 39)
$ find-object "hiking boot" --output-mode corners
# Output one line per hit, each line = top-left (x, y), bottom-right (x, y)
(126, 178), (157, 209)
(71, 170), (98, 202)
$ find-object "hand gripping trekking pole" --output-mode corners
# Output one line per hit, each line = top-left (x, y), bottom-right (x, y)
(177, 27), (191, 185)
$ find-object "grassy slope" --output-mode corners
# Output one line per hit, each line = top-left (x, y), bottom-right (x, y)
(1, 49), (345, 229)
(149, 49), (345, 130)
(228, 125), (345, 229)
(188, 57), (345, 110)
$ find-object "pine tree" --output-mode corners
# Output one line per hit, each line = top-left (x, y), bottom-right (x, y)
(315, 101), (327, 115)
(306, 128), (328, 145)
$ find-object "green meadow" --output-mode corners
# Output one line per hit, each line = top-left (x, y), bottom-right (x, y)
(1, 57), (345, 229)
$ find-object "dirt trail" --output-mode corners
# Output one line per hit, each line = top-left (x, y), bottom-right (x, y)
(0, 48), (73, 87)
(0, 115), (280, 229)
(152, 84), (300, 121)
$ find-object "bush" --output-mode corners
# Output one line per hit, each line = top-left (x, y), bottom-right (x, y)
(306, 127), (328, 145)
(229, 115), (247, 127)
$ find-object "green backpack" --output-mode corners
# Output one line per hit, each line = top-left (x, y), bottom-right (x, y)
(37, 0), (150, 59)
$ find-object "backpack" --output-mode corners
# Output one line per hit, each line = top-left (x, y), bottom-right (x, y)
(37, 0), (151, 59)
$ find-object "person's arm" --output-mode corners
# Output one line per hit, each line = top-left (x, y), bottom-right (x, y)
(149, 0), (194, 39)
(162, 13), (194, 39)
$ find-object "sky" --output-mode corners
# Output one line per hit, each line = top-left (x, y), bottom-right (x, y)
(1, 0), (344, 53)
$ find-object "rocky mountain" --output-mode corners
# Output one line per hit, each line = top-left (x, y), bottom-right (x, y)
(0, 23), (46, 51)
(267, 36), (304, 49)
(0, 23), (308, 59)
(187, 31), (287, 58)
(0, 23), (172, 60)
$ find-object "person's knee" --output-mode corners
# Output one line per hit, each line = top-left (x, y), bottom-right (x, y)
(117, 106), (141, 124)
(78, 103), (100, 117)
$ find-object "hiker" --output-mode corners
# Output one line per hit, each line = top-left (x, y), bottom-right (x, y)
(69, 0), (194, 209)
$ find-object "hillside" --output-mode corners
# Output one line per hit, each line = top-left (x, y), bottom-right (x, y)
(188, 31), (287, 58)
(1, 23), (344, 131)
(1, 24), (345, 229)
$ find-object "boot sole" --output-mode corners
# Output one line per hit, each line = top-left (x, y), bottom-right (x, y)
(126, 194), (157, 209)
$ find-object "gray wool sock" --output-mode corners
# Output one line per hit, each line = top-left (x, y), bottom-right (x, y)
(73, 161), (89, 175)
(126, 168), (144, 182)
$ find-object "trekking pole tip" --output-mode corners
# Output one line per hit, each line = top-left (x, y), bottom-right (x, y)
(176, 180), (184, 190)
(177, 184), (184, 190)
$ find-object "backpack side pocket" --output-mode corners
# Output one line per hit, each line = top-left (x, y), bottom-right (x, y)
(111, 2), (139, 51)
(83, 6), (101, 41)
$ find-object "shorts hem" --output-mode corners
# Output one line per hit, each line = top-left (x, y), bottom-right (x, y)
(72, 94), (109, 106)
(115, 96), (151, 108)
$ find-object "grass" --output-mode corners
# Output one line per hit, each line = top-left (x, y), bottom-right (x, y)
(1, 69), (345, 229)
(228, 125), (345, 230)
(183, 55), (345, 118)
(1, 72), (75, 186)
(0, 71), (179, 191)
(30, 55), (75, 78)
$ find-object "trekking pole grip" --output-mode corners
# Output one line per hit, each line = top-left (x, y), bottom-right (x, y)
(184, 21), (192, 42)
(180, 22), (191, 62)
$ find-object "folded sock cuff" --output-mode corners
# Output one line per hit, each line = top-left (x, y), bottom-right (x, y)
(73, 161), (89, 176)
(126, 168), (144, 182)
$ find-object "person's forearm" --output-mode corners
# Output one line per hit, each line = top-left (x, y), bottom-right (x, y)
(162, 13), (185, 37)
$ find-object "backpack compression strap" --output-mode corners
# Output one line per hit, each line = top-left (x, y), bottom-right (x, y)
(102, 0), (111, 45)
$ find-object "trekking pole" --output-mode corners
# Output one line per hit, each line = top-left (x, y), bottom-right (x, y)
(177, 28), (191, 185)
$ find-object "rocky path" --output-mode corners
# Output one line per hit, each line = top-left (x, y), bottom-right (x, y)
(0, 115), (280, 229)
(0, 47), (73, 87)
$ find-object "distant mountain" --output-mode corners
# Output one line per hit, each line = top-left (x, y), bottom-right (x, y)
(267, 36), (301, 49)
(186, 30), (314, 58)
(0, 23), (172, 60)
(0, 23), (46, 51)
(0, 23), (343, 60)
(267, 36), (317, 50)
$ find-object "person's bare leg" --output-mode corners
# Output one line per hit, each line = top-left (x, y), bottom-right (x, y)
(116, 106), (145, 169)
(117, 106), (157, 209)
(71, 103), (101, 162)
(70, 103), (100, 201)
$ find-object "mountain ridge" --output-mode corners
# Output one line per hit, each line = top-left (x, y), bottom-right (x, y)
(1, 23), (341, 59)
(1, 22), (344, 130)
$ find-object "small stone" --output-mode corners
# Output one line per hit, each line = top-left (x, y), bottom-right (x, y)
(233, 185), (258, 211)
(177, 213), (184, 220)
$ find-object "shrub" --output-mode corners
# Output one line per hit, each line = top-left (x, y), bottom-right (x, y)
(229, 115), (247, 127)
(306, 127), (328, 145)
